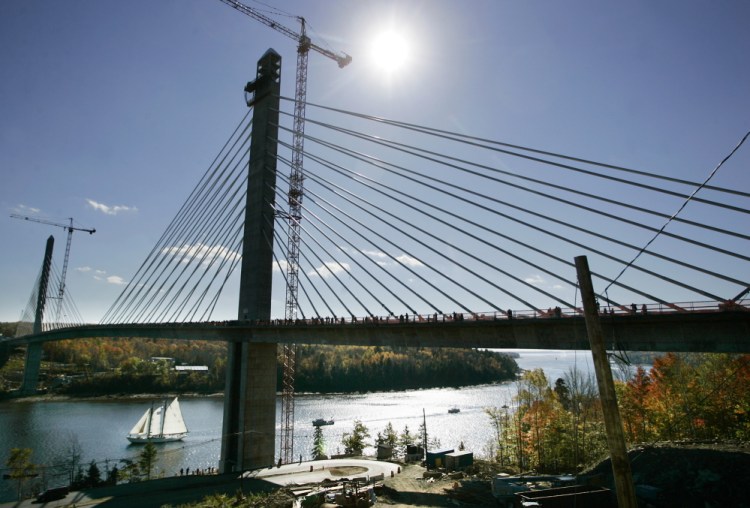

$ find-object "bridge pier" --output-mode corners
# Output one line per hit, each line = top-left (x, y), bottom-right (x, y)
(20, 343), (43, 395)
(221, 49), (282, 473)
(222, 342), (278, 472)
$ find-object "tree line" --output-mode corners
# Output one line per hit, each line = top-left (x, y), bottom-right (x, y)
(294, 344), (518, 392)
(0, 331), (519, 396)
(484, 353), (750, 474)
(311, 417), (442, 461)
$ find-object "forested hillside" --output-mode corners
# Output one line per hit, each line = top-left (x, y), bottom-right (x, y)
(294, 344), (518, 392)
(0, 328), (519, 395)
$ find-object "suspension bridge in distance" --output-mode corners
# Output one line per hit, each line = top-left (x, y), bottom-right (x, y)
(4, 50), (750, 475)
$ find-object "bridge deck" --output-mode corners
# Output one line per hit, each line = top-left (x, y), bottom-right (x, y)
(6, 306), (750, 353)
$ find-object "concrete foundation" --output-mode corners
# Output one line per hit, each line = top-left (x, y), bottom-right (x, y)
(240, 342), (277, 468)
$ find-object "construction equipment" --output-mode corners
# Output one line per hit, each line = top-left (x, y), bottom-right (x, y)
(11, 215), (96, 322)
(217, 0), (351, 465)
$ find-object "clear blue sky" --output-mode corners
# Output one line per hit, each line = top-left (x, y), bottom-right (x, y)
(1, 0), (748, 323)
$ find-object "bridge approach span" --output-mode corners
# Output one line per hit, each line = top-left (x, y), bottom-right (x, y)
(5, 310), (750, 353)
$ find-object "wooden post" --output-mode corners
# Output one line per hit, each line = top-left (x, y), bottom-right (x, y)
(574, 255), (637, 508)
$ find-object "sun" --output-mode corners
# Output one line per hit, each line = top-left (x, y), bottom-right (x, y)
(370, 29), (410, 74)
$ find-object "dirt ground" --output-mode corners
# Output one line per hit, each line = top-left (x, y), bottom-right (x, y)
(378, 442), (750, 508)
(379, 463), (496, 507)
(379, 464), (449, 507)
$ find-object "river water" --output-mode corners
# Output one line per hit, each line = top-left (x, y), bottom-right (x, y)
(0, 349), (608, 501)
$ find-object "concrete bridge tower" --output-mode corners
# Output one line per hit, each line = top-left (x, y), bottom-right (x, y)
(19, 235), (54, 395)
(221, 49), (282, 473)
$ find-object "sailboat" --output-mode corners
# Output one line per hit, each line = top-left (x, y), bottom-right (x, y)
(127, 397), (188, 443)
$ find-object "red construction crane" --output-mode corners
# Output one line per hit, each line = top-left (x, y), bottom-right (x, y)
(217, 0), (351, 465)
(11, 214), (96, 322)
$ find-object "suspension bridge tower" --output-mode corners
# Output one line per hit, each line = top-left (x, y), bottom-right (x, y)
(19, 236), (55, 395)
(220, 49), (282, 473)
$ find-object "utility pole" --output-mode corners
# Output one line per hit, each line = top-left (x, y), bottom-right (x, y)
(423, 408), (428, 461)
(575, 255), (637, 508)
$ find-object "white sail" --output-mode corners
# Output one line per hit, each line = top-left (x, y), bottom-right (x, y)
(148, 405), (164, 436)
(129, 408), (151, 436)
(127, 397), (188, 443)
(162, 398), (188, 435)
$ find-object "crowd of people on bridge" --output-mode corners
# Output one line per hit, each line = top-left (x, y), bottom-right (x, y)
(102, 300), (739, 330)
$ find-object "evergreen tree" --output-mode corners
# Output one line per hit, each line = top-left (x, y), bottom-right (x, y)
(118, 458), (141, 483)
(376, 422), (399, 458)
(341, 420), (370, 455)
(107, 465), (119, 486)
(398, 425), (414, 458)
(377, 422), (398, 449)
(312, 425), (327, 460)
(138, 443), (158, 480)
(87, 460), (102, 487)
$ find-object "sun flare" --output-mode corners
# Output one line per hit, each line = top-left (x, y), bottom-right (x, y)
(370, 30), (410, 73)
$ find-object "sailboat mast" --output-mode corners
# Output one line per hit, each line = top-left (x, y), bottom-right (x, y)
(146, 402), (154, 439)
(160, 399), (167, 438)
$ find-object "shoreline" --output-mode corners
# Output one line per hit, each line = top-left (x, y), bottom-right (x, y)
(3, 391), (225, 403)
(3, 380), (514, 403)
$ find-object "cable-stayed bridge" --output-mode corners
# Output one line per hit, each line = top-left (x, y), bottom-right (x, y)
(4, 50), (749, 473)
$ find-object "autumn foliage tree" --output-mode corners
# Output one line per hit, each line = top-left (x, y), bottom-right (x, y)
(487, 353), (750, 475)
(5, 448), (37, 500)
(619, 353), (750, 443)
(508, 368), (607, 473)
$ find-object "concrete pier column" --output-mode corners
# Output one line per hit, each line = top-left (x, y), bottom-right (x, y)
(221, 49), (282, 473)
(240, 343), (278, 466)
(20, 343), (43, 395)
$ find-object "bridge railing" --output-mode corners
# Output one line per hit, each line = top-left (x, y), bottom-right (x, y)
(217, 299), (747, 327)
(9, 299), (746, 339)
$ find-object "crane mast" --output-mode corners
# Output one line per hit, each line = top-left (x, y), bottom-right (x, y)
(218, 0), (351, 465)
(11, 215), (96, 323)
(280, 19), (309, 469)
